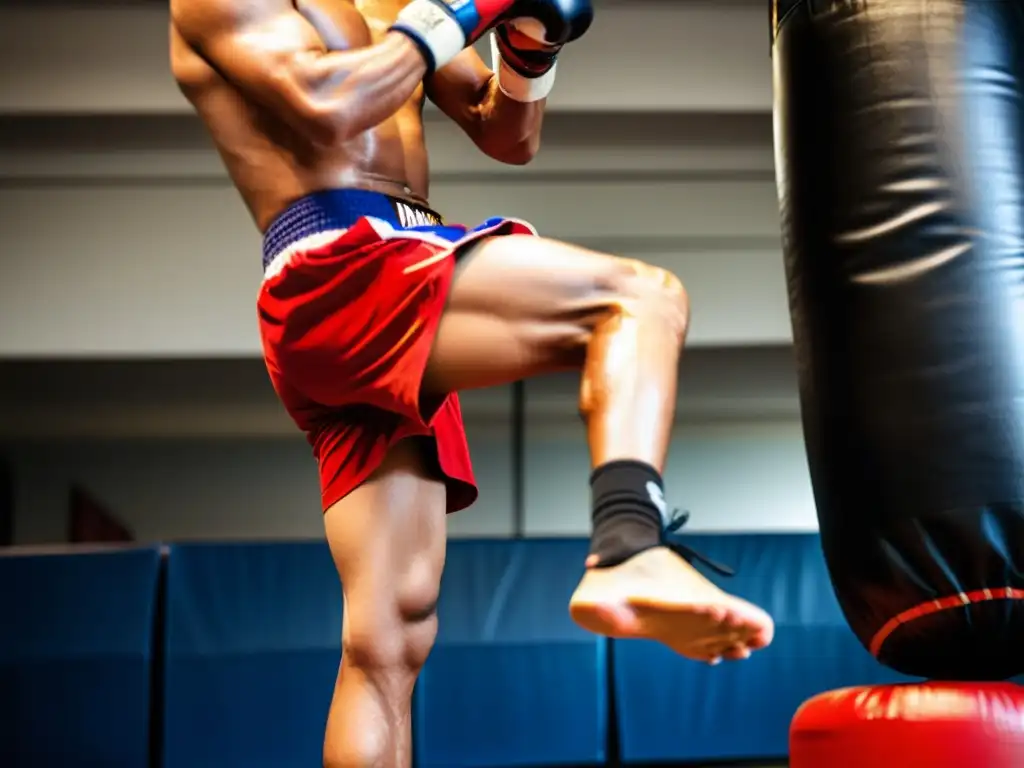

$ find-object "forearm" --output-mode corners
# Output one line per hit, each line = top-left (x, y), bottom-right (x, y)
(297, 33), (427, 143)
(473, 75), (546, 162)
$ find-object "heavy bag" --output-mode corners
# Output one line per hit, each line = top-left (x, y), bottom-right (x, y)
(771, 0), (1024, 680)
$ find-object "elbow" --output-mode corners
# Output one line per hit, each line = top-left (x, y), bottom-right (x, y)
(501, 137), (540, 165)
(485, 134), (541, 166)
(470, 107), (542, 165)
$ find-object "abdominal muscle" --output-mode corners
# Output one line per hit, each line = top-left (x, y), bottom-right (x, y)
(204, 88), (432, 232)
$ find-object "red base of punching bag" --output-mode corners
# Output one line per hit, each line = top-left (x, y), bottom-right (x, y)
(790, 683), (1024, 768)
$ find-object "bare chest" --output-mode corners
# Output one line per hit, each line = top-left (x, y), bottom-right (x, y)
(358, 0), (413, 39)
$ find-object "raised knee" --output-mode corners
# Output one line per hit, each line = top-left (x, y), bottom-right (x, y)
(629, 259), (687, 304)
(656, 264), (688, 305)
(609, 258), (690, 334)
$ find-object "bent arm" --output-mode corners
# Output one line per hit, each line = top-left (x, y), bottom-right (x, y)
(171, 0), (427, 146)
(426, 47), (545, 165)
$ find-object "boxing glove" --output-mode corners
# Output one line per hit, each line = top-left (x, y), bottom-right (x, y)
(391, 0), (516, 73)
(493, 22), (560, 77)
(491, 0), (593, 101)
(502, 0), (593, 47)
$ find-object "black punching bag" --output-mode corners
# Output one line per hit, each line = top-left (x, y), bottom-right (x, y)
(771, 0), (1024, 680)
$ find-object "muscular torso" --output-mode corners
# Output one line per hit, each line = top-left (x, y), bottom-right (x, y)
(171, 0), (429, 230)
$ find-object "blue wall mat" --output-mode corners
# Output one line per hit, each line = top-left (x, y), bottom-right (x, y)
(416, 538), (606, 768)
(0, 545), (162, 768)
(613, 533), (916, 763)
(163, 541), (341, 768)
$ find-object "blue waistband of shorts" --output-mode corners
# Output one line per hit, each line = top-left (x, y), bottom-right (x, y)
(262, 189), (444, 269)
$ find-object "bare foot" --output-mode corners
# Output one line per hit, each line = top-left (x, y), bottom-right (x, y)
(568, 546), (774, 663)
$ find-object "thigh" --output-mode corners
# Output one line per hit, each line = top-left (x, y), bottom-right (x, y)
(424, 234), (635, 393)
(324, 437), (447, 664)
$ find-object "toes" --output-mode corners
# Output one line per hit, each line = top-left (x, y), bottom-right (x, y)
(723, 611), (744, 629)
(747, 618), (775, 648)
(721, 644), (752, 661)
(748, 632), (772, 650)
(726, 601), (775, 645)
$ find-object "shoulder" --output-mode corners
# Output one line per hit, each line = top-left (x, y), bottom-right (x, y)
(294, 0), (370, 52)
(170, 0), (295, 47)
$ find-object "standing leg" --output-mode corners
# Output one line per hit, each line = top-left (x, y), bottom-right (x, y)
(425, 235), (774, 663)
(321, 439), (446, 768)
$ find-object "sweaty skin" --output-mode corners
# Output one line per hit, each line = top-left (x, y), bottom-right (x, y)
(171, 0), (542, 229)
(172, 2), (775, 765)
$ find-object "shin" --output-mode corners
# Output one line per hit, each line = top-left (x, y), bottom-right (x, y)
(322, 440), (447, 768)
(578, 261), (689, 471)
(324, 609), (437, 768)
(577, 261), (690, 567)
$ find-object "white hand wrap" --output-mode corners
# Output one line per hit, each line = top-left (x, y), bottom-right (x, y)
(392, 0), (468, 72)
(490, 31), (557, 103)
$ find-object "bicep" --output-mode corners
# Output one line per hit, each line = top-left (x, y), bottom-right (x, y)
(425, 46), (495, 133)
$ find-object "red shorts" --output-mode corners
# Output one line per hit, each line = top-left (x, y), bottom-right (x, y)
(257, 191), (536, 513)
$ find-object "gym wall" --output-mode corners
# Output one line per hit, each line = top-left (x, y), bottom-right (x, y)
(0, 0), (810, 544)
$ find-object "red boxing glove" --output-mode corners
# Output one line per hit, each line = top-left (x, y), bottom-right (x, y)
(489, 0), (591, 101)
(490, 19), (563, 101)
(493, 20), (561, 78)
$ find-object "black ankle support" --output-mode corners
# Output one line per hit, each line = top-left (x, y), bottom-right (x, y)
(588, 461), (737, 577)
(588, 460), (666, 568)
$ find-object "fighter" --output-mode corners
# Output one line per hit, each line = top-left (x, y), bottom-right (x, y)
(170, 0), (775, 763)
